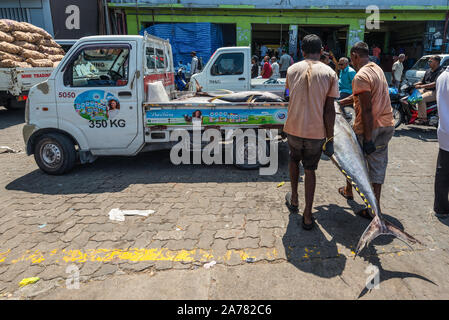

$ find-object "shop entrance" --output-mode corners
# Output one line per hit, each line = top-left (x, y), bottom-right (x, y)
(251, 24), (290, 59)
(365, 21), (427, 72)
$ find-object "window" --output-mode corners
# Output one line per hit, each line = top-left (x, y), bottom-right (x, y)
(441, 58), (449, 69)
(411, 57), (430, 71)
(66, 46), (130, 87)
(146, 47), (156, 70)
(155, 48), (165, 69)
(146, 47), (167, 71)
(210, 53), (244, 76)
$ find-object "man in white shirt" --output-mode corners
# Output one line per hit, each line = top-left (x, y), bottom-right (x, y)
(392, 54), (405, 88)
(434, 66), (449, 218)
(190, 51), (199, 75)
(270, 56), (280, 79)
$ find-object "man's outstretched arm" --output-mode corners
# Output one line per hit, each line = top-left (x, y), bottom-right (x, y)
(359, 91), (376, 155)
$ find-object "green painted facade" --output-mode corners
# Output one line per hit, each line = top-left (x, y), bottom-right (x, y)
(111, 5), (447, 55)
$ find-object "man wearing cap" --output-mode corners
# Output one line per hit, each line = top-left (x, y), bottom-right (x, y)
(190, 51), (200, 75)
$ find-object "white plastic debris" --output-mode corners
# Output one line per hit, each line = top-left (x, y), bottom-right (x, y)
(0, 146), (19, 154)
(203, 261), (216, 269)
(108, 208), (155, 222)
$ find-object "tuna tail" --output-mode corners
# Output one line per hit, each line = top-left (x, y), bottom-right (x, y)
(355, 216), (423, 257)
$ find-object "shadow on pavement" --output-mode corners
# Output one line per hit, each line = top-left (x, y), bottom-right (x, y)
(6, 147), (296, 194)
(394, 126), (437, 142)
(0, 107), (24, 130)
(282, 203), (436, 298)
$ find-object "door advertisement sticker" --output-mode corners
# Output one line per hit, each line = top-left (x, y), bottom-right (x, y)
(74, 90), (120, 121)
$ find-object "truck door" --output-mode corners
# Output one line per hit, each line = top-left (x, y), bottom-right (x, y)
(56, 42), (138, 150)
(207, 52), (248, 91)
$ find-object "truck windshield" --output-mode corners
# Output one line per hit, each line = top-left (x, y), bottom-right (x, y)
(211, 52), (244, 76)
(70, 46), (129, 87)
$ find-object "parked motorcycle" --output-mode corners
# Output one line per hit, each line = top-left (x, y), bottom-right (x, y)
(392, 80), (439, 128)
(175, 66), (188, 91)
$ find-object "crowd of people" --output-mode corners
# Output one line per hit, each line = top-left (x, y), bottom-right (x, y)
(251, 49), (294, 80)
(282, 34), (449, 229)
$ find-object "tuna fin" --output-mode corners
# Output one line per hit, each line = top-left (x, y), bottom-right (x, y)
(355, 217), (423, 257)
(355, 217), (383, 257)
(383, 219), (423, 247)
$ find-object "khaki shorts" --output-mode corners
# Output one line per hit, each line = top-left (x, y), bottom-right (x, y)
(287, 134), (325, 171)
(357, 126), (395, 184)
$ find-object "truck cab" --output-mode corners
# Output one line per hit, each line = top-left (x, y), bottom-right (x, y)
(190, 47), (286, 96)
(24, 34), (175, 174)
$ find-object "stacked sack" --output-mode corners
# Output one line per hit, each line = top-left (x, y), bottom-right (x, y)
(0, 19), (65, 69)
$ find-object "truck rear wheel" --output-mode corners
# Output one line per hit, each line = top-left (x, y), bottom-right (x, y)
(34, 133), (76, 175)
(233, 130), (269, 170)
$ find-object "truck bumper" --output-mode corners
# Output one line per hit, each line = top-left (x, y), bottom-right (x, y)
(23, 124), (37, 155)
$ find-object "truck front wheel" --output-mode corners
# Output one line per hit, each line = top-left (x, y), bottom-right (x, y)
(34, 133), (76, 175)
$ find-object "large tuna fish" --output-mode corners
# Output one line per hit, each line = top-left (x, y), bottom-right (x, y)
(331, 104), (422, 256)
(207, 91), (284, 103)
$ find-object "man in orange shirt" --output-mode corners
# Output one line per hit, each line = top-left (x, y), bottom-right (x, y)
(284, 34), (339, 230)
(339, 42), (395, 219)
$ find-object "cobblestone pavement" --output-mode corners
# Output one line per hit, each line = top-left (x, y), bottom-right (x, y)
(1, 106), (448, 299)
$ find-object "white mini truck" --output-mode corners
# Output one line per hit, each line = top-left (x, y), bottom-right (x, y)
(0, 66), (54, 109)
(23, 34), (288, 175)
(189, 46), (286, 95)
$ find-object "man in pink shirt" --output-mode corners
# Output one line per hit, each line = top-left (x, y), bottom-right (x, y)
(284, 34), (338, 230)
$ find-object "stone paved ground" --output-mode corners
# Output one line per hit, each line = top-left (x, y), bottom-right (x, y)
(0, 106), (448, 299)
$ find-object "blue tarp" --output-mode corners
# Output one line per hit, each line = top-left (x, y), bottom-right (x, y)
(140, 23), (224, 72)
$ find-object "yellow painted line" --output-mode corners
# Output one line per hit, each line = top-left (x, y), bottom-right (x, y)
(0, 248), (277, 265)
(1, 245), (380, 265)
(0, 249), (10, 263)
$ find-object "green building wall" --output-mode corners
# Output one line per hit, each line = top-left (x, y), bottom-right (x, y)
(109, 5), (447, 55)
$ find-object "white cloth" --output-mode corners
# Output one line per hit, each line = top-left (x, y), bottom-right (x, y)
(392, 61), (404, 82)
(74, 62), (97, 78)
(271, 62), (280, 79)
(147, 81), (170, 103)
(436, 67), (449, 152)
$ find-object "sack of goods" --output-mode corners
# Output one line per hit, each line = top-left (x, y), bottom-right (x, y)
(0, 19), (65, 69)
